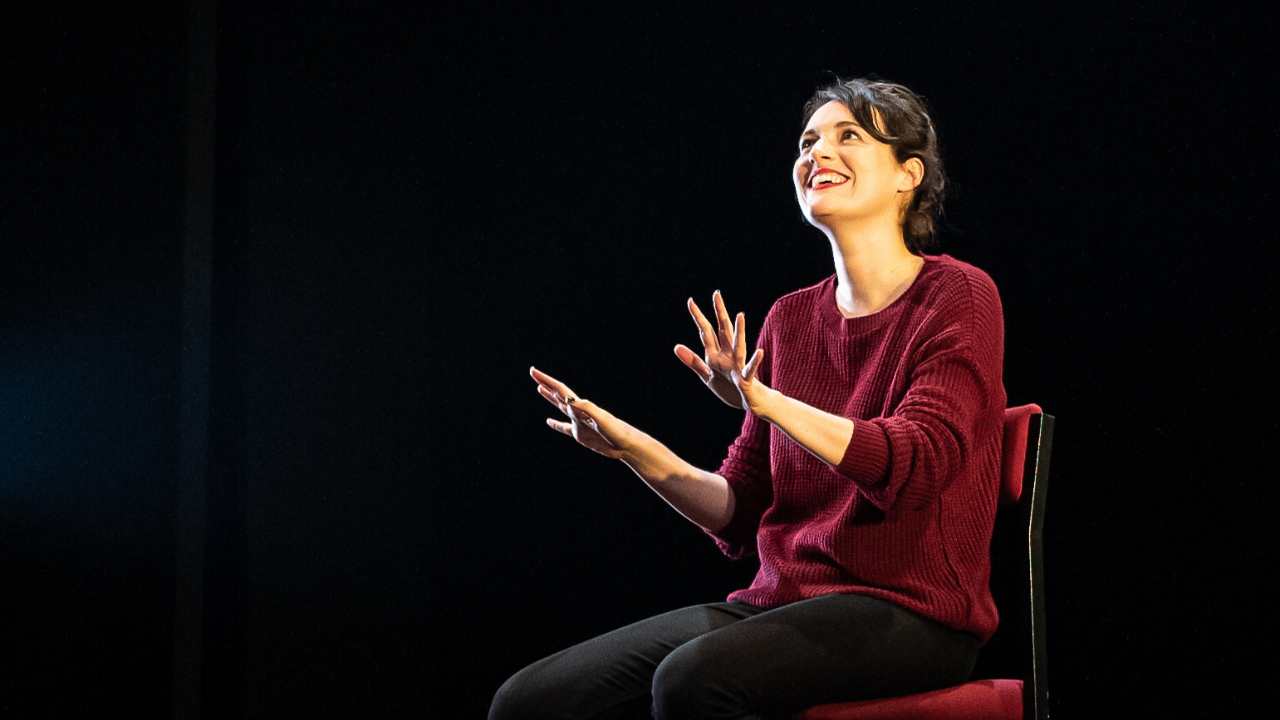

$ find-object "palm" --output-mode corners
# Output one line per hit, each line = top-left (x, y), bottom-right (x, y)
(675, 290), (766, 411)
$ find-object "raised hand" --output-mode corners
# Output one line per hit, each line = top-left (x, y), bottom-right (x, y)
(529, 366), (642, 460)
(674, 289), (768, 413)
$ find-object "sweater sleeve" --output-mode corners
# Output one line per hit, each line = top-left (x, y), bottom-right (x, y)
(701, 306), (776, 560)
(833, 273), (1004, 512)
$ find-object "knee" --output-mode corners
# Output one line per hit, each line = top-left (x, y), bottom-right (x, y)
(488, 667), (559, 720)
(651, 639), (728, 719)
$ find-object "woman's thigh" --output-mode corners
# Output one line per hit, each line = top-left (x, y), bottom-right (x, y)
(651, 592), (980, 719)
(489, 600), (764, 720)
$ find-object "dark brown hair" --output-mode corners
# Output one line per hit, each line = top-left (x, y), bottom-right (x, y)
(800, 75), (946, 253)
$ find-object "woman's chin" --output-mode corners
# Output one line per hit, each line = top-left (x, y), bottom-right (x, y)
(805, 202), (843, 220)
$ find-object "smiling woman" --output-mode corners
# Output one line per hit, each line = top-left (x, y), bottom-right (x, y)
(794, 77), (948, 256)
(501, 75), (1008, 720)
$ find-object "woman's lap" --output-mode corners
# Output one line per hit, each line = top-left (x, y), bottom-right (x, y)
(489, 600), (760, 720)
(489, 592), (979, 720)
(653, 593), (980, 717)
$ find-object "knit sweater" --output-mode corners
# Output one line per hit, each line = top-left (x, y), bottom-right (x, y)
(703, 252), (1007, 645)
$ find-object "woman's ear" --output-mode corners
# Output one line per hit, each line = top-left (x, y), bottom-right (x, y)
(898, 156), (925, 193)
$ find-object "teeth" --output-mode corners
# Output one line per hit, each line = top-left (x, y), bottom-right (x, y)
(812, 173), (847, 187)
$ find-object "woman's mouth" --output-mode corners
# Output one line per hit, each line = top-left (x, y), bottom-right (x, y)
(810, 181), (847, 192)
(808, 170), (850, 192)
(809, 178), (849, 192)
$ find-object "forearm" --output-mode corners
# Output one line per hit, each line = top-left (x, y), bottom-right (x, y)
(619, 433), (735, 535)
(756, 387), (854, 467)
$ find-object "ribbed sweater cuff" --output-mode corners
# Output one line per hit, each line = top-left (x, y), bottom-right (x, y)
(836, 418), (891, 488)
(703, 459), (761, 560)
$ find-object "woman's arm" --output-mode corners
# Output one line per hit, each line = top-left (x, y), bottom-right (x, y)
(755, 388), (853, 467)
(619, 433), (736, 536)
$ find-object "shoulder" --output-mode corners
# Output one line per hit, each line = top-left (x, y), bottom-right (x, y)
(921, 253), (1003, 317)
(920, 254), (1004, 353)
(924, 253), (999, 298)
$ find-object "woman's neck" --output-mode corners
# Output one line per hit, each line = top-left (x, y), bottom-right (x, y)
(831, 242), (925, 318)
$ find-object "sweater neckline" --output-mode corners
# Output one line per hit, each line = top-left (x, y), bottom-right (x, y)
(819, 253), (939, 335)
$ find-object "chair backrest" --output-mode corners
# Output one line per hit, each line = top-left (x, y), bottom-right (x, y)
(1000, 404), (1041, 505)
(986, 404), (1054, 720)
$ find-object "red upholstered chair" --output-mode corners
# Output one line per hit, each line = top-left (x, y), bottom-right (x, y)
(794, 404), (1055, 720)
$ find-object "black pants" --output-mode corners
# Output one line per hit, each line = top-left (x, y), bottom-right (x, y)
(488, 591), (981, 720)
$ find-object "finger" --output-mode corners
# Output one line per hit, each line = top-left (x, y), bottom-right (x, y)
(529, 366), (577, 403)
(527, 363), (573, 397)
(687, 298), (720, 353)
(734, 312), (747, 368)
(744, 347), (764, 381)
(674, 344), (713, 382)
(713, 289), (734, 346)
(536, 384), (573, 416)
(545, 417), (572, 435)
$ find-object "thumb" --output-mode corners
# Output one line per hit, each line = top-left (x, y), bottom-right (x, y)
(569, 399), (608, 433)
(744, 346), (765, 381)
(568, 397), (595, 419)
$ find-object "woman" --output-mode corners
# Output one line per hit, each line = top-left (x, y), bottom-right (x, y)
(494, 76), (1007, 720)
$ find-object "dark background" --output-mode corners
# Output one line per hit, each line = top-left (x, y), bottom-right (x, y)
(5, 3), (1275, 717)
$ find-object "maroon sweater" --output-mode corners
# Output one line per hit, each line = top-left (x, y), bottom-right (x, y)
(703, 252), (1007, 644)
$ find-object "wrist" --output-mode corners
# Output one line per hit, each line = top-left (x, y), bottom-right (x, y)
(618, 430), (655, 465)
(750, 386), (782, 423)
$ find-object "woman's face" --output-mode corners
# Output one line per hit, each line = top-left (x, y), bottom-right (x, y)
(792, 100), (918, 230)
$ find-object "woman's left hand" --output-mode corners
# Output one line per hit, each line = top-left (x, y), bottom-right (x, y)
(725, 307), (773, 418)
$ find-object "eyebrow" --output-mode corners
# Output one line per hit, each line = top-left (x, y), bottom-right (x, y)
(799, 121), (862, 138)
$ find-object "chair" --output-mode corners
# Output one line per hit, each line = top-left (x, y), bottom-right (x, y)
(794, 404), (1055, 720)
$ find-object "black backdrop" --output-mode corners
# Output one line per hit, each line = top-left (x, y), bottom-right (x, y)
(6, 3), (1276, 717)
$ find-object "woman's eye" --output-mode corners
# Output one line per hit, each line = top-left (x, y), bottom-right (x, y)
(799, 130), (857, 151)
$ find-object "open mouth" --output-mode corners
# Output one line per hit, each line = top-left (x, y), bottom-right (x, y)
(808, 171), (849, 191)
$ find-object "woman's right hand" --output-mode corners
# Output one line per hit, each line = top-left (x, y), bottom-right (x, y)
(530, 366), (644, 461)
(674, 289), (747, 410)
